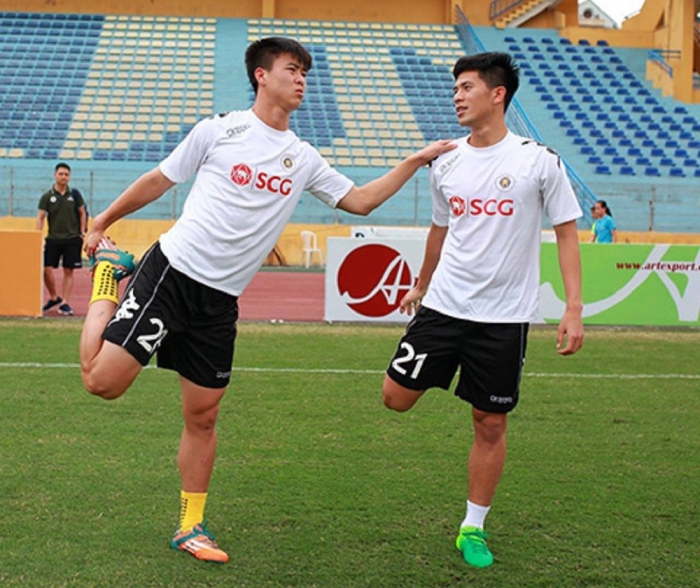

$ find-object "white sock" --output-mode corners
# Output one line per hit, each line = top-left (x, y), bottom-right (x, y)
(460, 500), (491, 530)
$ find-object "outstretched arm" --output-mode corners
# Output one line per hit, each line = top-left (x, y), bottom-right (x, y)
(85, 168), (175, 256)
(553, 220), (584, 355)
(399, 223), (447, 315)
(336, 141), (455, 216)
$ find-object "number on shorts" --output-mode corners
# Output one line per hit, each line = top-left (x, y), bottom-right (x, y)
(136, 318), (168, 354)
(391, 342), (427, 380)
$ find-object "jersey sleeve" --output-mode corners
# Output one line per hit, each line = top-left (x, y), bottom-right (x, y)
(159, 118), (216, 184)
(540, 150), (582, 226)
(430, 166), (450, 227)
(303, 145), (355, 207)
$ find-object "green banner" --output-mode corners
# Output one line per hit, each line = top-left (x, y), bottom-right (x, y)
(540, 243), (700, 326)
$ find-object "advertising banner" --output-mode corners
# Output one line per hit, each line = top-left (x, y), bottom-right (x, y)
(325, 238), (425, 322)
(541, 243), (700, 326)
(326, 238), (700, 326)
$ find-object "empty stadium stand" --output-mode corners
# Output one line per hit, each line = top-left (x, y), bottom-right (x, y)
(494, 30), (700, 180)
(247, 19), (464, 167)
(1, 11), (698, 231)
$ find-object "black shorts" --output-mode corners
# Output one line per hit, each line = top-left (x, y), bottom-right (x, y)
(44, 237), (83, 269)
(102, 242), (239, 389)
(386, 306), (529, 413)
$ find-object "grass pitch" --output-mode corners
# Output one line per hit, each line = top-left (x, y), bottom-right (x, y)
(0, 319), (698, 587)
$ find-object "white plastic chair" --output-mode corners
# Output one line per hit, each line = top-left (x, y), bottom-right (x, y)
(300, 230), (323, 268)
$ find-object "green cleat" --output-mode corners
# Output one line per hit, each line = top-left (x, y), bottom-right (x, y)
(455, 526), (494, 568)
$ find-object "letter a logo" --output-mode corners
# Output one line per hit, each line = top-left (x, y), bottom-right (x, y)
(337, 244), (415, 317)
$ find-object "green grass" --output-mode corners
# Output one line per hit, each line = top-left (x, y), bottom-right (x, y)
(0, 319), (699, 587)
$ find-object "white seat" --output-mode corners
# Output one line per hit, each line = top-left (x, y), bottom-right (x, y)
(300, 230), (323, 268)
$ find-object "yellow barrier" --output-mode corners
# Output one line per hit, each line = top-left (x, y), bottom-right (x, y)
(1, 218), (699, 272)
(0, 230), (43, 317)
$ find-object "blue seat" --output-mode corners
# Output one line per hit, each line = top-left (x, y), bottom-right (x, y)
(644, 166), (660, 176)
(620, 166), (635, 175)
(594, 165), (612, 175)
(669, 168), (685, 177)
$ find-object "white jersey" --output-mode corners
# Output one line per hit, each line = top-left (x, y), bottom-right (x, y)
(159, 109), (354, 296)
(423, 131), (582, 323)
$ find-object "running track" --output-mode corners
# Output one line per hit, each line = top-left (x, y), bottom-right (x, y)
(42, 269), (325, 322)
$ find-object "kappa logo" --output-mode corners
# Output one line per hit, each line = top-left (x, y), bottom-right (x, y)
(449, 196), (466, 217)
(230, 163), (253, 186)
(108, 290), (140, 325)
(337, 244), (415, 317)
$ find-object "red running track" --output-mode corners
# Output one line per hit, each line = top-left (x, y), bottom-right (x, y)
(41, 268), (325, 322)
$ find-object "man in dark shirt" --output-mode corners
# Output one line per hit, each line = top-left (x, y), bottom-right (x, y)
(36, 162), (87, 315)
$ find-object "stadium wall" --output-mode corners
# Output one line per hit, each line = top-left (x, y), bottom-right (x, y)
(0, 229), (42, 316)
(0, 0), (458, 23)
(3, 217), (699, 270)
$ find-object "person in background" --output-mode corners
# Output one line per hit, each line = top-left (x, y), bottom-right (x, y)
(36, 162), (87, 316)
(589, 200), (617, 243)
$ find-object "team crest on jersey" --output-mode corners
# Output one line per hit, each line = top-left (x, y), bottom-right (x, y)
(280, 155), (295, 171)
(496, 174), (515, 192)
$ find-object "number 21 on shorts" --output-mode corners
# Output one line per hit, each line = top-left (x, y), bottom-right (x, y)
(391, 342), (427, 380)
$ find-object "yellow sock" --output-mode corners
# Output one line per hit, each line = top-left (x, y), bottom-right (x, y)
(179, 491), (207, 532)
(90, 262), (119, 305)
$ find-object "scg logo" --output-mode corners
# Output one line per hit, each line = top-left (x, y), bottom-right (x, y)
(230, 164), (293, 196)
(255, 172), (292, 196)
(469, 198), (514, 217)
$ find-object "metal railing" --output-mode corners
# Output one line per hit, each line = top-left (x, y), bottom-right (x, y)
(648, 49), (681, 78)
(489, 0), (528, 20)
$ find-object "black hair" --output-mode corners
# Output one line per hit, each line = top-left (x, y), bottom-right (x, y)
(245, 37), (313, 94)
(55, 162), (71, 172)
(452, 52), (520, 112)
(597, 199), (613, 217)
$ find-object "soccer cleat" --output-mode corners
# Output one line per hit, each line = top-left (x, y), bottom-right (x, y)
(91, 236), (136, 281)
(58, 303), (74, 316)
(42, 297), (63, 312)
(455, 526), (494, 568)
(170, 522), (229, 564)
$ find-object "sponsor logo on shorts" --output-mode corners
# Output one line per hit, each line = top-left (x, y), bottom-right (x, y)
(337, 244), (414, 317)
(216, 371), (231, 379)
(489, 395), (514, 404)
